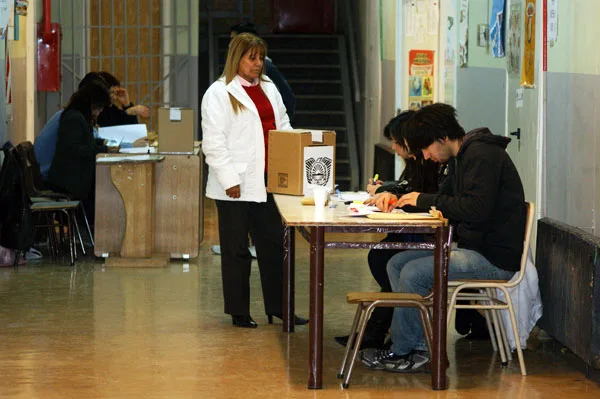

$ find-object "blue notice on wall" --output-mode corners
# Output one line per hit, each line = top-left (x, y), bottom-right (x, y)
(490, 0), (506, 57)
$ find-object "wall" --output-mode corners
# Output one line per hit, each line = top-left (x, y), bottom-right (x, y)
(357, 0), (382, 187)
(6, 5), (36, 145)
(545, 0), (600, 235)
(454, 0), (506, 136)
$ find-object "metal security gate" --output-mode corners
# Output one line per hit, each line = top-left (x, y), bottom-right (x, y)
(48, 0), (195, 135)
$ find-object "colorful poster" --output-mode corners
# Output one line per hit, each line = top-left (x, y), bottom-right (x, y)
(490, 0), (506, 57)
(408, 50), (435, 110)
(521, 0), (536, 87)
(507, 4), (522, 75)
(458, 0), (469, 67)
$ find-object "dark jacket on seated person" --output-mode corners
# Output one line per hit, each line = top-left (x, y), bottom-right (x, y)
(97, 103), (138, 127)
(47, 109), (108, 199)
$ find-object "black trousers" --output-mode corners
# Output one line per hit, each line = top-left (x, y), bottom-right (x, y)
(215, 193), (284, 316)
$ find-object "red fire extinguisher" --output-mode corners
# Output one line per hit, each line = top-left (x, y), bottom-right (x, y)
(37, 0), (62, 92)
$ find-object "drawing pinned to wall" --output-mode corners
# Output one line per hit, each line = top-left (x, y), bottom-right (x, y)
(490, 0), (506, 57)
(404, 0), (438, 42)
(548, 0), (558, 46)
(0, 0), (12, 39)
(458, 0), (469, 67)
(477, 24), (489, 47)
(521, 0), (536, 87)
(427, 0), (439, 35)
(507, 4), (522, 75)
(408, 49), (434, 109)
(15, 1), (28, 16)
(404, 0), (416, 36)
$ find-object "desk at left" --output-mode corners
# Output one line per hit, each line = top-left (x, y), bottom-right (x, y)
(94, 150), (203, 261)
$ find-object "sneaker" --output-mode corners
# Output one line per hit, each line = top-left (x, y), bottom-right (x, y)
(360, 349), (430, 373)
(383, 350), (430, 373)
(359, 349), (397, 370)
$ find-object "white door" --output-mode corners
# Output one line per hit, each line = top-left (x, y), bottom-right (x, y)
(505, 0), (542, 207)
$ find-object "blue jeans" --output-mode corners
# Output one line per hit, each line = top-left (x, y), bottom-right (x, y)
(386, 248), (515, 355)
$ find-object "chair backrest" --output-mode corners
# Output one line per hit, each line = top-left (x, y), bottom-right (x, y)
(15, 141), (45, 194)
(508, 201), (535, 287)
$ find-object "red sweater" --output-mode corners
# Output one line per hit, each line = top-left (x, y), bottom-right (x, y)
(243, 85), (276, 172)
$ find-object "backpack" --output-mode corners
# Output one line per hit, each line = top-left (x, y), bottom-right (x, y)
(0, 143), (34, 251)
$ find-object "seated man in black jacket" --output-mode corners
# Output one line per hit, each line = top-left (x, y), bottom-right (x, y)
(360, 103), (527, 373)
(335, 110), (445, 350)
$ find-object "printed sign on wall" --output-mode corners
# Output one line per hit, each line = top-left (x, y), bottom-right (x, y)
(408, 49), (435, 110)
(507, 3), (522, 75)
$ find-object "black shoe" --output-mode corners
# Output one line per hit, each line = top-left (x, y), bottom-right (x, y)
(454, 308), (472, 336)
(267, 314), (309, 325)
(231, 315), (258, 328)
(334, 333), (386, 349)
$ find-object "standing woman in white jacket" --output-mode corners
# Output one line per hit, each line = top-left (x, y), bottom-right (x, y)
(201, 33), (308, 328)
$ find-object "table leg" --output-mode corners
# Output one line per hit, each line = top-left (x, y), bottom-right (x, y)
(283, 226), (295, 333)
(308, 226), (325, 389)
(432, 225), (450, 390)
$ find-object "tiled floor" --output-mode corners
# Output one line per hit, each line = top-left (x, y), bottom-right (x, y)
(0, 199), (599, 398)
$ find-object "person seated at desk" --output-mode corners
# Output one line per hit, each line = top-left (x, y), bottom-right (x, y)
(335, 111), (445, 350)
(97, 71), (150, 127)
(46, 81), (115, 228)
(201, 33), (307, 329)
(34, 72), (108, 181)
(360, 103), (527, 373)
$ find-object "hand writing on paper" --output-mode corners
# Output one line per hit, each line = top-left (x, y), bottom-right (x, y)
(366, 177), (383, 195)
(365, 192), (398, 213)
(226, 185), (241, 198)
(397, 192), (421, 208)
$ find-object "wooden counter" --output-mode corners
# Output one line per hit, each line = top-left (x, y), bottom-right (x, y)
(94, 150), (203, 259)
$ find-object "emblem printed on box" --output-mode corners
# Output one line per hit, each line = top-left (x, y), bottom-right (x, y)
(305, 157), (332, 186)
(278, 173), (289, 188)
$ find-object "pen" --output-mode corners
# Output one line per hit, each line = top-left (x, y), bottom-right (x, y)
(373, 173), (379, 182)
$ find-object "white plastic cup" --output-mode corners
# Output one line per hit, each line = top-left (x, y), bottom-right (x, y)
(313, 187), (329, 208)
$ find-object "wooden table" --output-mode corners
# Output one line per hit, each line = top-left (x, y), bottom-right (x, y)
(95, 150), (203, 259)
(97, 155), (167, 267)
(273, 195), (451, 390)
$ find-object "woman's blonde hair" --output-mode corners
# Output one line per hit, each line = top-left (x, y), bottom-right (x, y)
(221, 32), (268, 114)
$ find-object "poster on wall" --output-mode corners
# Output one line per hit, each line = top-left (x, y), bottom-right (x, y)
(458, 0), (469, 67)
(15, 1), (28, 16)
(0, 0), (12, 39)
(521, 0), (536, 87)
(408, 50), (435, 110)
(507, 4), (522, 75)
(444, 0), (457, 106)
(548, 0), (558, 46)
(489, 0), (506, 57)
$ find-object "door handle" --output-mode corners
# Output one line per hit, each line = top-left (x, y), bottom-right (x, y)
(509, 128), (521, 140)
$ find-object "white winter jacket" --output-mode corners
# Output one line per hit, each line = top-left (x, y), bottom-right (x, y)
(201, 75), (291, 202)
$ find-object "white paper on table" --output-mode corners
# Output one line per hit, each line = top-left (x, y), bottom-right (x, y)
(119, 146), (156, 154)
(337, 191), (371, 202)
(97, 124), (148, 144)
